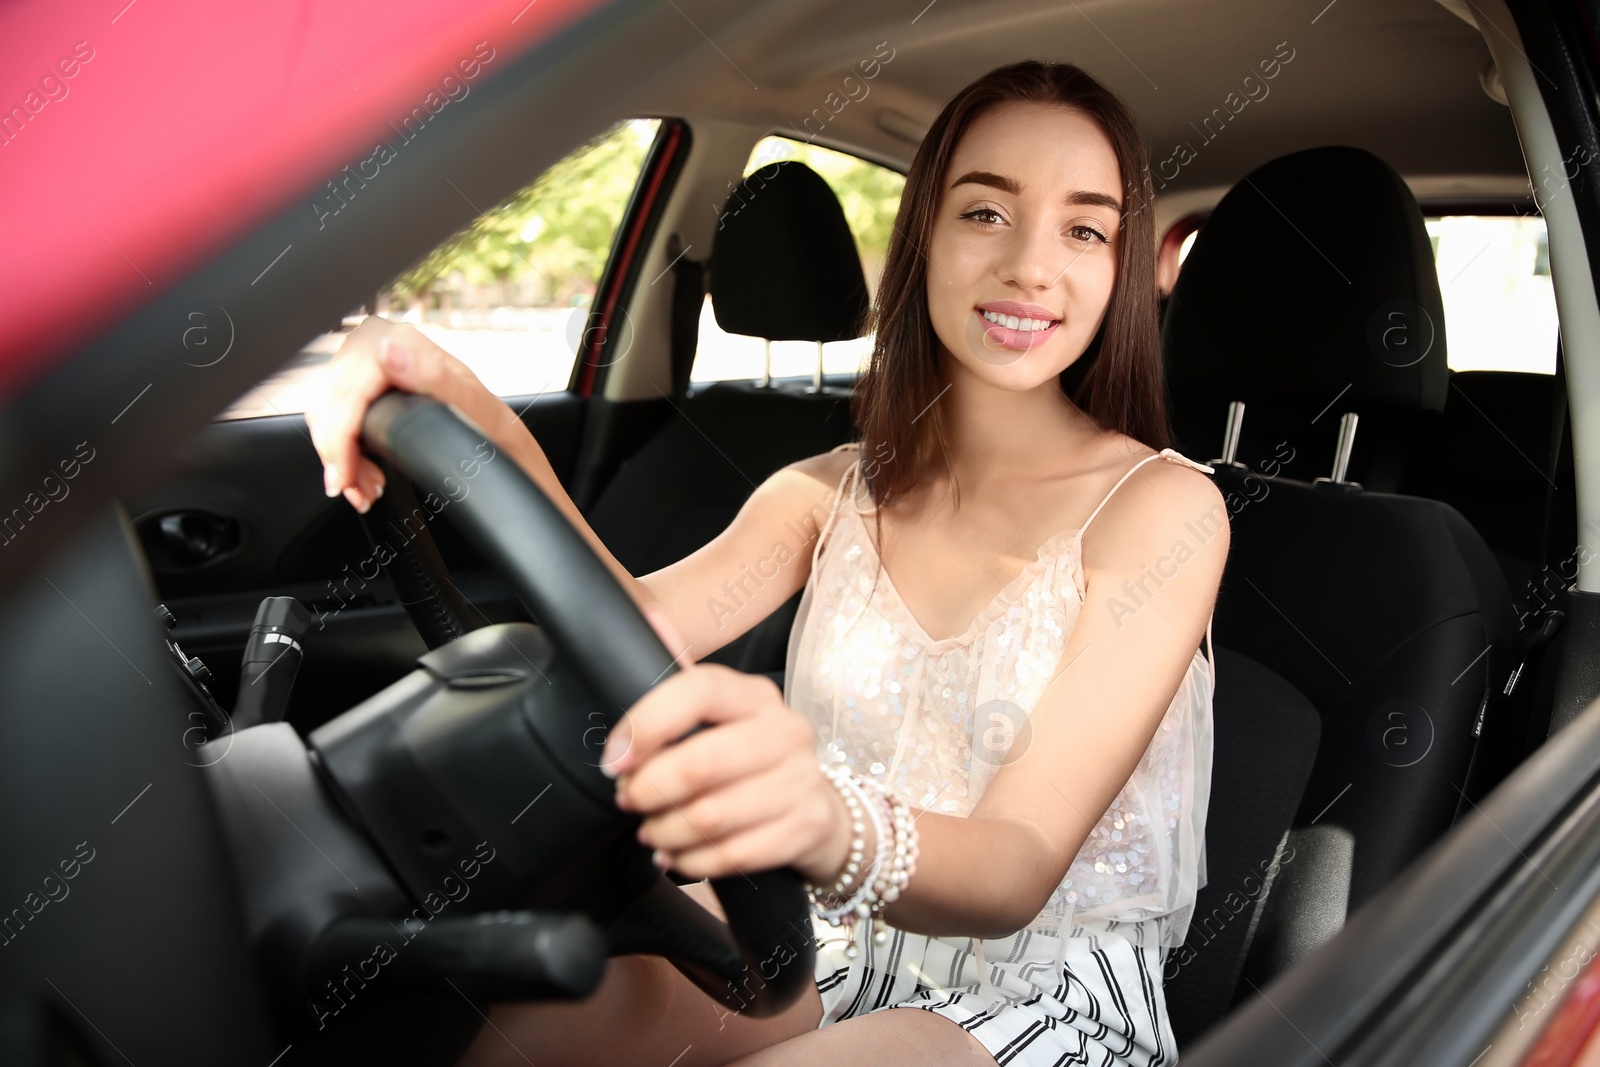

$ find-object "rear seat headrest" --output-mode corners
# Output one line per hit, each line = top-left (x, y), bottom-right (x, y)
(1162, 145), (1448, 415)
(709, 160), (870, 343)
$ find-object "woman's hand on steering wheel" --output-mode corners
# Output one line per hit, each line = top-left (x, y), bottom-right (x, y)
(600, 664), (853, 888)
(306, 317), (522, 514)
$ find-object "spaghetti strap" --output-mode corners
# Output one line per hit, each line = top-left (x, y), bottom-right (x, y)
(1078, 447), (1215, 542)
(810, 442), (862, 571)
(1078, 447), (1220, 697)
(1204, 612), (1217, 698)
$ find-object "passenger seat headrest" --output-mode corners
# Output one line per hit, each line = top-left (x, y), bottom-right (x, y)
(1163, 146), (1447, 416)
(709, 160), (870, 343)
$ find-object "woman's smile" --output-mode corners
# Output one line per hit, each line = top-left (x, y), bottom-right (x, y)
(974, 299), (1061, 351)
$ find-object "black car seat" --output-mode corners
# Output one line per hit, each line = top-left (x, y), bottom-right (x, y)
(1401, 366), (1576, 604)
(1399, 354), (1579, 756)
(1160, 147), (1521, 1009)
(585, 161), (867, 672)
(1163, 647), (1321, 1048)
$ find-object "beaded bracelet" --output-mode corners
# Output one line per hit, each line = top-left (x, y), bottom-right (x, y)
(807, 764), (886, 930)
(859, 776), (919, 949)
(805, 763), (921, 957)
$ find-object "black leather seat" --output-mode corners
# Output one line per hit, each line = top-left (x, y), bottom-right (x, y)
(586, 161), (867, 671)
(1159, 146), (1522, 1037)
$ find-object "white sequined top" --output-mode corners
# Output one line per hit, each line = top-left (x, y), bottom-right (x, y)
(785, 442), (1217, 1005)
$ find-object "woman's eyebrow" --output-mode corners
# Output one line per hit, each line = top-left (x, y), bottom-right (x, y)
(1068, 190), (1123, 213)
(949, 170), (1122, 212)
(950, 169), (1021, 195)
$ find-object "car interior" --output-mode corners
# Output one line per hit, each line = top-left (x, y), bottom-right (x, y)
(4, 0), (1598, 1063)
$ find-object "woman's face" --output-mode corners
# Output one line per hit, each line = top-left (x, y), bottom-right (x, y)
(925, 100), (1123, 389)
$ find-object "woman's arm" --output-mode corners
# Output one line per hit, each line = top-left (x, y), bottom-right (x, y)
(877, 460), (1230, 937)
(637, 450), (855, 658)
(305, 317), (853, 660)
(609, 458), (1230, 941)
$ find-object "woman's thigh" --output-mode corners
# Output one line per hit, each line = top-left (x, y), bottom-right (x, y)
(722, 1005), (997, 1066)
(454, 880), (824, 1067)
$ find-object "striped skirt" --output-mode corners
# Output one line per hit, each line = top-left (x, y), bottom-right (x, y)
(811, 914), (1178, 1066)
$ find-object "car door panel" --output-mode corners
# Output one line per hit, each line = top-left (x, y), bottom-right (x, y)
(123, 390), (584, 729)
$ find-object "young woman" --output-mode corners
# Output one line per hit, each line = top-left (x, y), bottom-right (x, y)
(307, 60), (1225, 1067)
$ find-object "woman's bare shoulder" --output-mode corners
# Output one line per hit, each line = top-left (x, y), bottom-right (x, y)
(718, 444), (859, 540)
(781, 442), (860, 491)
(1088, 434), (1228, 544)
(1096, 433), (1210, 486)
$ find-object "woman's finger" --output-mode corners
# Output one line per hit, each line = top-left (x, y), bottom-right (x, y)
(321, 396), (388, 513)
(600, 666), (782, 777)
(311, 326), (440, 508)
(375, 330), (447, 397)
(308, 315), (516, 518)
(380, 329), (521, 447)
(309, 330), (393, 499)
(635, 763), (803, 854)
(659, 808), (820, 882)
(619, 709), (812, 816)
(338, 455), (388, 513)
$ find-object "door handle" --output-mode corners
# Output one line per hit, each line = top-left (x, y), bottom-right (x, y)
(147, 510), (241, 567)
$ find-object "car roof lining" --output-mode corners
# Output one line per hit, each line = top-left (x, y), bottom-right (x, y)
(625, 0), (1524, 193)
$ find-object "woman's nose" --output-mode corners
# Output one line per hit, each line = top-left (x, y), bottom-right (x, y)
(997, 221), (1072, 291)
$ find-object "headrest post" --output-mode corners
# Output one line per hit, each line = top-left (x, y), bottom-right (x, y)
(758, 339), (772, 389)
(1214, 400), (1248, 468)
(1313, 412), (1364, 492)
(807, 341), (825, 394)
(1332, 412), (1358, 482)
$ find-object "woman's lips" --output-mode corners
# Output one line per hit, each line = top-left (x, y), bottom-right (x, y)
(974, 308), (1059, 351)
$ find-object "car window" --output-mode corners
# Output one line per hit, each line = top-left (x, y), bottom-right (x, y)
(1425, 214), (1557, 374)
(689, 136), (905, 385)
(220, 119), (663, 420)
(1165, 211), (1558, 375)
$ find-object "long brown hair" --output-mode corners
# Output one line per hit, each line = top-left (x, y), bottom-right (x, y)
(852, 60), (1171, 513)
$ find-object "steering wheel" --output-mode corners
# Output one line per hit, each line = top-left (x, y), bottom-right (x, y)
(201, 393), (815, 1063)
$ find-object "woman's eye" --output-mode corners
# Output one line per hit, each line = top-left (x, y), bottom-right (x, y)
(1068, 224), (1109, 244)
(959, 207), (1003, 226)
